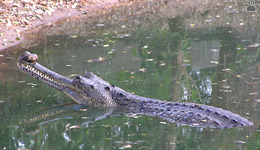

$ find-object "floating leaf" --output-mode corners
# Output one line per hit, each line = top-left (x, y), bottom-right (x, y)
(192, 123), (200, 126)
(17, 80), (26, 83)
(97, 57), (105, 62)
(147, 51), (152, 54)
(79, 109), (87, 111)
(70, 35), (78, 38)
(210, 61), (219, 64)
(159, 63), (166, 66)
(124, 122), (130, 125)
(87, 59), (93, 63)
(190, 24), (195, 27)
(105, 138), (112, 141)
(16, 37), (20, 40)
(234, 140), (246, 144)
(138, 68), (146, 72)
(184, 60), (190, 63)
(211, 49), (218, 52)
(108, 51), (113, 54)
(145, 59), (154, 62)
(68, 125), (81, 130)
(222, 90), (232, 93)
(222, 85), (230, 89)
(222, 68), (231, 71)
(141, 133), (148, 136)
(103, 44), (109, 47)
(119, 144), (132, 149)
(142, 45), (148, 49)
(254, 99), (260, 103)
(249, 93), (258, 96)
(96, 24), (104, 27)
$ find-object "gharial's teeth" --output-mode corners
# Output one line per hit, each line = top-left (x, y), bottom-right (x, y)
(19, 64), (70, 89)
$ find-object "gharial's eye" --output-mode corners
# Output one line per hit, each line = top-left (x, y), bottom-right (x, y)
(90, 85), (94, 89)
(104, 86), (110, 91)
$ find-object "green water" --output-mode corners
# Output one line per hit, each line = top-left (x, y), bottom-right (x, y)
(0, 1), (260, 150)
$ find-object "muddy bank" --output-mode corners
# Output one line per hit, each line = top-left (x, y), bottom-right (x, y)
(0, 0), (259, 52)
(0, 0), (122, 52)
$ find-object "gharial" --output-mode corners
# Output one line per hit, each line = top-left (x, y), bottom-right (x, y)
(17, 51), (253, 128)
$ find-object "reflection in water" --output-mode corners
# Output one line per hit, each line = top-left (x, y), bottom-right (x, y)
(190, 40), (220, 70)
(0, 0), (260, 149)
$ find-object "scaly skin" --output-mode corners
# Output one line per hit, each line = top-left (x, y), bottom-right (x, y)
(17, 51), (253, 128)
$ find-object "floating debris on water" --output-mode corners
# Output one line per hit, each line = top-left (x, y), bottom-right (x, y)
(222, 68), (231, 71)
(70, 35), (78, 38)
(17, 80), (26, 83)
(254, 99), (260, 103)
(145, 59), (154, 62)
(96, 24), (104, 27)
(159, 62), (166, 66)
(103, 44), (109, 47)
(86, 57), (105, 63)
(124, 122), (130, 125)
(27, 83), (37, 86)
(142, 45), (148, 49)
(211, 49), (218, 52)
(35, 100), (43, 103)
(210, 61), (219, 64)
(190, 24), (196, 27)
(79, 109), (87, 111)
(138, 68), (146, 72)
(233, 140), (246, 144)
(249, 92), (258, 96)
(119, 144), (132, 149)
(222, 85), (231, 89)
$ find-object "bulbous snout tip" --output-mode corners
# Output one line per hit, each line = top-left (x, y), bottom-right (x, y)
(18, 51), (38, 64)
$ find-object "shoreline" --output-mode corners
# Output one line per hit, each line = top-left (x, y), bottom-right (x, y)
(0, 0), (120, 52)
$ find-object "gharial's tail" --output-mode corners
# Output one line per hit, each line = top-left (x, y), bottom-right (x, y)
(114, 92), (253, 128)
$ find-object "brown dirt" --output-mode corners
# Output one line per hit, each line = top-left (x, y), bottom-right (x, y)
(0, 0), (122, 52)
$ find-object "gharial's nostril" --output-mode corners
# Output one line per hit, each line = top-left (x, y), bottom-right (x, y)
(75, 76), (80, 80)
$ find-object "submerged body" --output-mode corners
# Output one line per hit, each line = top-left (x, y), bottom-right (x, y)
(17, 51), (253, 128)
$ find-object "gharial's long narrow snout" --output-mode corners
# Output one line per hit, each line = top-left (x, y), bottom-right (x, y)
(17, 51), (74, 90)
(17, 51), (91, 105)
(17, 51), (100, 105)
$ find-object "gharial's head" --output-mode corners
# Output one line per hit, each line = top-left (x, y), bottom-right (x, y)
(17, 51), (117, 107)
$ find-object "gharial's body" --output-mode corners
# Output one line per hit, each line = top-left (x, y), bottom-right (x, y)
(17, 51), (253, 128)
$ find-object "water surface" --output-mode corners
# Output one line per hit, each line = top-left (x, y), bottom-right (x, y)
(0, 1), (259, 149)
